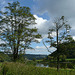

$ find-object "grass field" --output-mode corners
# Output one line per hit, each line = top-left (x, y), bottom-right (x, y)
(66, 58), (75, 61)
(0, 62), (75, 75)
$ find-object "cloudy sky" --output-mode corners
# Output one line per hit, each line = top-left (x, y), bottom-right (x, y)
(0, 0), (75, 55)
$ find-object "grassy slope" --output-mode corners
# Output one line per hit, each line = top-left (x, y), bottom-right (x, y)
(0, 62), (75, 75)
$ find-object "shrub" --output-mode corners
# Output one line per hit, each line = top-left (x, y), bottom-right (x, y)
(0, 53), (11, 62)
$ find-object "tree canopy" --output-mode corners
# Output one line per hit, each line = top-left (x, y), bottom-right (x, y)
(50, 38), (75, 58)
(0, 1), (41, 60)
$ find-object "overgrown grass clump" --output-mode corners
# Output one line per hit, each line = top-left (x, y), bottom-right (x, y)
(0, 62), (75, 75)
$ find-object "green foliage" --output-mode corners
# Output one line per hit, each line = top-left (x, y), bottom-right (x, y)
(16, 54), (28, 63)
(0, 1), (41, 60)
(16, 57), (25, 63)
(59, 55), (66, 62)
(0, 62), (75, 75)
(50, 40), (75, 58)
(0, 52), (11, 62)
(32, 58), (36, 61)
(64, 41), (75, 58)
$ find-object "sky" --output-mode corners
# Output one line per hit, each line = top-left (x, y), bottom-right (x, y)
(0, 0), (75, 55)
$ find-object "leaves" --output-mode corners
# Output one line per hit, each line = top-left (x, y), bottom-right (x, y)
(0, 1), (41, 60)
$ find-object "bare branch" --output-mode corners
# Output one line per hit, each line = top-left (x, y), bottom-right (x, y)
(42, 39), (52, 53)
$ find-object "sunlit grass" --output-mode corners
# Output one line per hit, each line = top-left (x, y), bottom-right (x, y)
(66, 58), (75, 61)
(0, 62), (75, 75)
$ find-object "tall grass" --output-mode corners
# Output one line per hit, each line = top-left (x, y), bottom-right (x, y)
(0, 62), (75, 75)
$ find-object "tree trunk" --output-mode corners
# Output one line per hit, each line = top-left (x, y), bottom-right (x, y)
(56, 27), (60, 71)
(13, 49), (18, 61)
(13, 47), (17, 61)
(57, 51), (60, 71)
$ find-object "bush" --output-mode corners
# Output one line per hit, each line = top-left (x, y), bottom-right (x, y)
(0, 53), (11, 62)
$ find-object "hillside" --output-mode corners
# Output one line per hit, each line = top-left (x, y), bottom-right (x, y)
(23, 54), (47, 60)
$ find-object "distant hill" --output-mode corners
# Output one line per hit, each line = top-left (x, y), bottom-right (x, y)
(0, 52), (47, 60)
(23, 54), (47, 60)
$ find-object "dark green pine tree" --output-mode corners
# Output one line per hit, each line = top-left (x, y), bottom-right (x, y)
(0, 1), (41, 61)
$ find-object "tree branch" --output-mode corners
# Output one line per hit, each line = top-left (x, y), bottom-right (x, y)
(42, 39), (52, 53)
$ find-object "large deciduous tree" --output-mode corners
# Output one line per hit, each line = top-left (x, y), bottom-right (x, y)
(46, 16), (71, 71)
(0, 1), (41, 61)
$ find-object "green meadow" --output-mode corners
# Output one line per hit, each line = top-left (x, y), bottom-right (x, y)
(0, 62), (75, 75)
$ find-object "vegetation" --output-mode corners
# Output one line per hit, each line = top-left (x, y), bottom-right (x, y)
(50, 40), (75, 60)
(0, 1), (41, 61)
(66, 58), (75, 61)
(0, 62), (75, 75)
(0, 1), (75, 75)
(0, 52), (11, 62)
(44, 16), (71, 71)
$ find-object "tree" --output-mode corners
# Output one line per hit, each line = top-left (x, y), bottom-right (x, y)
(50, 36), (75, 58)
(62, 39), (75, 58)
(0, 1), (41, 61)
(45, 16), (71, 71)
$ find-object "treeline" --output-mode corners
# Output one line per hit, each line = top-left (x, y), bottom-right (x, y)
(50, 40), (75, 58)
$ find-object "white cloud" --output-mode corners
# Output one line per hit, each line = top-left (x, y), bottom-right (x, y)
(34, 15), (54, 39)
(35, 46), (46, 49)
(34, 15), (47, 24)
(36, 39), (42, 42)
(26, 45), (56, 55)
(73, 36), (75, 40)
(33, 0), (75, 37)
(31, 0), (75, 55)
